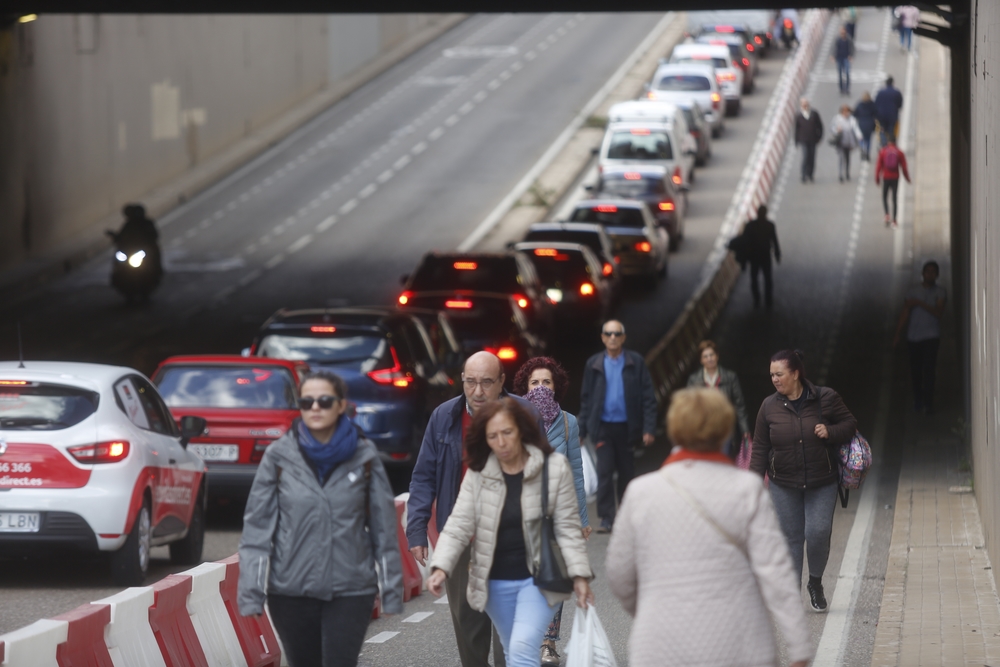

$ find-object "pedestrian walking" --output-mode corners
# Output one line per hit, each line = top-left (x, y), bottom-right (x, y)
(686, 340), (751, 457)
(874, 75), (904, 145)
(607, 388), (813, 667)
(854, 91), (878, 160)
(897, 5), (920, 52)
(830, 104), (863, 182)
(749, 350), (858, 613)
(513, 357), (592, 666)
(794, 98), (824, 182)
(831, 26), (855, 96)
(893, 261), (947, 414)
(841, 6), (858, 39)
(578, 320), (657, 534)
(874, 137), (911, 227)
(426, 399), (595, 667)
(407, 351), (544, 667)
(738, 205), (781, 309)
(238, 371), (403, 667)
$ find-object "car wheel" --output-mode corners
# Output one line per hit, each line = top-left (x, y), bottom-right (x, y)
(169, 489), (205, 566)
(111, 500), (151, 586)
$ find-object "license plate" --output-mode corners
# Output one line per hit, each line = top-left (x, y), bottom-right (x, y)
(189, 444), (239, 462)
(0, 512), (40, 533)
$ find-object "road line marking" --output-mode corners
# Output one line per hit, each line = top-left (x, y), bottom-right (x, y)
(511, 61), (523, 71)
(185, 229), (197, 239)
(488, 79), (501, 90)
(499, 70), (511, 81)
(239, 269), (263, 286)
(412, 142), (427, 155)
(377, 170), (394, 184)
(429, 127), (445, 140)
(316, 215), (337, 233)
(444, 115), (459, 127)
(340, 199), (358, 215)
(366, 631), (400, 644)
(287, 234), (313, 254)
(474, 90), (488, 102)
(394, 155), (412, 170)
(359, 184), (377, 199)
(264, 253), (285, 269)
(434, 595), (450, 605)
(213, 211), (225, 220)
(525, 51), (537, 60)
(459, 101), (475, 114)
(402, 612), (434, 623)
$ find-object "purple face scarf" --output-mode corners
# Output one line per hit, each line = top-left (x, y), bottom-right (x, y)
(526, 386), (561, 432)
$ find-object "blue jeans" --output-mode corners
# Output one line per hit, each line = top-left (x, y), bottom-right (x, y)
(485, 578), (558, 667)
(836, 58), (850, 93)
(768, 481), (838, 583)
(900, 26), (913, 50)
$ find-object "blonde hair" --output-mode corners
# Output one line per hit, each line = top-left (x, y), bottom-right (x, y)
(667, 388), (736, 452)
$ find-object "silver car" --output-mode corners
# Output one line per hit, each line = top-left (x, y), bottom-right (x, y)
(567, 199), (669, 287)
(646, 61), (725, 137)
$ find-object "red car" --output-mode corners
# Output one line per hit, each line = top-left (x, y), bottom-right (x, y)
(151, 355), (308, 499)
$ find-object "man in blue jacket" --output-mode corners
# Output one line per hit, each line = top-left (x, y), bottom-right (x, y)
(578, 320), (657, 533)
(407, 351), (541, 667)
(874, 75), (904, 145)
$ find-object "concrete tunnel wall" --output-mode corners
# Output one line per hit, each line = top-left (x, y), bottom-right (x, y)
(0, 14), (459, 273)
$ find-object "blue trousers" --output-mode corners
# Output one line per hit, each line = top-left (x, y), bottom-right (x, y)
(836, 58), (851, 93)
(485, 578), (558, 667)
(768, 481), (838, 583)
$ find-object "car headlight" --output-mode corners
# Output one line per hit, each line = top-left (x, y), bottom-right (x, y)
(546, 288), (563, 303)
(128, 250), (146, 268)
(115, 251), (127, 262)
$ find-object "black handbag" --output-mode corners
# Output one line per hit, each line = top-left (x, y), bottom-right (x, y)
(533, 455), (575, 594)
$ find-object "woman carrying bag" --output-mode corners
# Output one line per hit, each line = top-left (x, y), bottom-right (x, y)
(237, 371), (403, 667)
(427, 398), (594, 667)
(830, 104), (864, 182)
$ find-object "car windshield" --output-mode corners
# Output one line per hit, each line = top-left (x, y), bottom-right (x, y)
(524, 230), (604, 258)
(155, 366), (297, 409)
(0, 383), (99, 430)
(523, 249), (591, 286)
(434, 299), (525, 341)
(606, 130), (673, 161)
(657, 75), (711, 91)
(257, 332), (386, 365)
(409, 256), (520, 293)
(570, 206), (646, 228)
(673, 56), (729, 69)
(601, 174), (666, 197)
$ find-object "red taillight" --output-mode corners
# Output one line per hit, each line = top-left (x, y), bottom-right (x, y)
(746, 43), (755, 52)
(766, 31), (773, 39)
(250, 439), (273, 464)
(711, 92), (721, 109)
(630, 128), (651, 135)
(717, 73), (736, 82)
(602, 262), (614, 276)
(659, 200), (675, 212)
(783, 19), (793, 28)
(445, 299), (473, 309)
(733, 60), (740, 68)
(514, 295), (529, 309)
(754, 36), (762, 44)
(742, 58), (750, 67)
(534, 248), (558, 256)
(454, 261), (478, 270)
(68, 441), (130, 464)
(672, 167), (683, 185)
(398, 291), (413, 306)
(715, 25), (735, 32)
(310, 326), (336, 333)
(635, 241), (652, 253)
(368, 347), (413, 388)
(596, 205), (618, 213)
(579, 282), (595, 296)
(496, 346), (518, 361)
(614, 255), (621, 264)
(623, 172), (642, 180)
(390, 452), (409, 460)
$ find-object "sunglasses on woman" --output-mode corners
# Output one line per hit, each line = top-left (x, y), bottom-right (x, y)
(297, 395), (341, 411)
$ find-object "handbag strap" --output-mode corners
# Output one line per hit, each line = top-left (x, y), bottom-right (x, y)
(562, 411), (569, 445)
(662, 470), (746, 558)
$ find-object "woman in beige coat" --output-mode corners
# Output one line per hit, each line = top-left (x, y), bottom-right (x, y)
(427, 398), (594, 667)
(607, 388), (813, 667)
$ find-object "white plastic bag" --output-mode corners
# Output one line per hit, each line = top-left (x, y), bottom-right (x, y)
(564, 607), (618, 667)
(581, 440), (598, 502)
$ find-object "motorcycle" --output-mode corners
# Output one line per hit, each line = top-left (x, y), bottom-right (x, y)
(780, 18), (798, 50)
(106, 230), (163, 303)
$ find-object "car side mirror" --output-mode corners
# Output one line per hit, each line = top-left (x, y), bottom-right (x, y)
(179, 416), (208, 448)
(399, 273), (410, 286)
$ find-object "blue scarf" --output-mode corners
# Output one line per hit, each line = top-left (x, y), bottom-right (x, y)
(296, 416), (358, 484)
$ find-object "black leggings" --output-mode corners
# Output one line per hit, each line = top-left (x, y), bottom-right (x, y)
(267, 593), (376, 667)
(882, 179), (899, 220)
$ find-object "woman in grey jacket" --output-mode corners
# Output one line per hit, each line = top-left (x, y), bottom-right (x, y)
(513, 357), (590, 666)
(686, 340), (751, 457)
(238, 371), (403, 667)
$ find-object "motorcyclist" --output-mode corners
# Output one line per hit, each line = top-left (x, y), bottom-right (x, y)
(106, 203), (163, 301)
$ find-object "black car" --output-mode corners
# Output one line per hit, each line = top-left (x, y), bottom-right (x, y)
(246, 307), (464, 466)
(514, 241), (613, 331)
(586, 165), (687, 251)
(403, 292), (545, 384)
(519, 222), (623, 300)
(399, 251), (553, 339)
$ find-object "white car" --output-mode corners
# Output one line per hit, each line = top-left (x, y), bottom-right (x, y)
(669, 43), (744, 116)
(600, 100), (697, 189)
(0, 362), (208, 585)
(645, 62), (725, 136)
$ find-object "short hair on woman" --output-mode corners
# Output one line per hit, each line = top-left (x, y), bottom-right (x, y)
(770, 349), (807, 382)
(667, 388), (735, 452)
(300, 370), (347, 400)
(698, 340), (718, 355)
(512, 356), (570, 402)
(464, 398), (553, 472)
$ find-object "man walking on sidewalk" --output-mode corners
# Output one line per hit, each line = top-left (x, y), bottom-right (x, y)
(578, 321), (657, 534)
(875, 137), (911, 227)
(742, 205), (782, 309)
(794, 98), (824, 182)
(893, 261), (947, 414)
(875, 75), (904, 145)
(407, 351), (541, 667)
(831, 26), (855, 96)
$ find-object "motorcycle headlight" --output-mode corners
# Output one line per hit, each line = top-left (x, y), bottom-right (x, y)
(115, 251), (127, 262)
(127, 250), (146, 268)
(545, 288), (564, 303)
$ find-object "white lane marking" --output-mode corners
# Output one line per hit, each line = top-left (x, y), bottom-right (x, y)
(444, 115), (459, 127)
(434, 594), (450, 605)
(316, 215), (337, 233)
(185, 229), (197, 239)
(199, 219), (212, 229)
(459, 12), (678, 251)
(377, 170), (394, 184)
(499, 70), (511, 81)
(459, 101), (475, 114)
(402, 612), (435, 623)
(487, 79), (501, 90)
(239, 269), (263, 286)
(429, 127), (445, 141)
(359, 184), (377, 199)
(394, 155), (412, 170)
(473, 90), (488, 103)
(340, 199), (358, 215)
(213, 211), (225, 220)
(525, 51), (537, 60)
(264, 253), (285, 270)
(365, 631), (400, 644)
(894, 36), (919, 268)
(287, 234), (313, 255)
(511, 61), (523, 72)
(412, 141), (427, 155)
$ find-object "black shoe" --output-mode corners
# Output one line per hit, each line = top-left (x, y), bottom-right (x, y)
(807, 579), (828, 612)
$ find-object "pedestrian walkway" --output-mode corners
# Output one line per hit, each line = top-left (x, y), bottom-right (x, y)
(868, 21), (1000, 667)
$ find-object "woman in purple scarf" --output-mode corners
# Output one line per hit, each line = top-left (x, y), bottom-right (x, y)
(513, 357), (590, 666)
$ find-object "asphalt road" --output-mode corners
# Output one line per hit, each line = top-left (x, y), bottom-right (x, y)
(0, 9), (920, 667)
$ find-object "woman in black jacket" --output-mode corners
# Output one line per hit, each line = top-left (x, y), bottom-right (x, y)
(748, 350), (857, 614)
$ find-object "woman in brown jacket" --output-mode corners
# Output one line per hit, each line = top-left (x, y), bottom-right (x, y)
(749, 350), (857, 614)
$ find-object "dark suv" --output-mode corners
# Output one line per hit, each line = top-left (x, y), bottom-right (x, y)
(520, 222), (622, 299)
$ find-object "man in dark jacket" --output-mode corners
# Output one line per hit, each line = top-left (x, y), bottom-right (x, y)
(831, 26), (855, 96)
(874, 75), (904, 144)
(407, 351), (540, 667)
(853, 91), (878, 160)
(794, 98), (824, 182)
(742, 205), (782, 309)
(578, 320), (657, 533)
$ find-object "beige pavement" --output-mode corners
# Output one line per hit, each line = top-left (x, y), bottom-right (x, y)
(869, 25), (1000, 667)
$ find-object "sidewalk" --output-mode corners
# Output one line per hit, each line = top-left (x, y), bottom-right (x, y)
(868, 26), (1000, 667)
